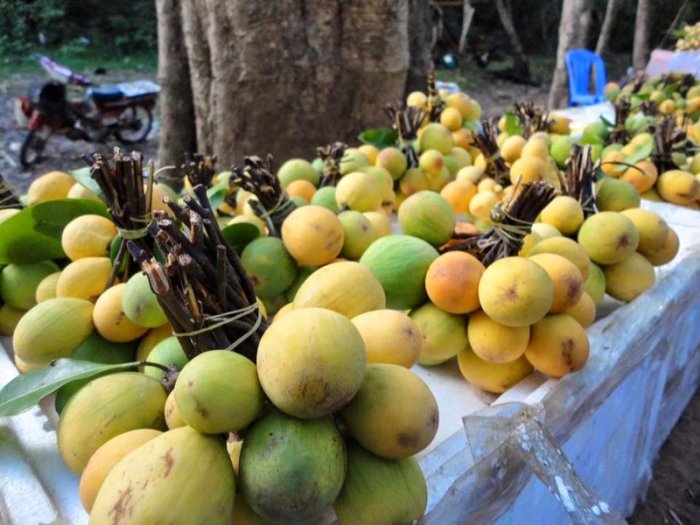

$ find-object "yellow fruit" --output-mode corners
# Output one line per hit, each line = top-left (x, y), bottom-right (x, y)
(640, 187), (663, 202)
(407, 91), (428, 109)
(425, 252), (484, 314)
(457, 166), (483, 184)
(520, 137), (549, 161)
(548, 114), (571, 134)
(358, 144), (379, 165)
(477, 177), (499, 193)
(539, 196), (584, 235)
(620, 208), (669, 256)
(410, 302), (469, 365)
(293, 261), (385, 318)
(13, 297), (94, 366)
(164, 390), (185, 429)
(477, 257), (554, 327)
(525, 314), (589, 378)
(92, 283), (148, 342)
(351, 309), (422, 368)
(56, 257), (113, 302)
(603, 252), (655, 302)
(281, 205), (344, 266)
(26, 171), (74, 204)
(400, 167), (430, 196)
(528, 253), (584, 313)
(61, 214), (117, 261)
(577, 212), (639, 265)
(584, 263), (606, 305)
(440, 107), (464, 131)
(79, 428), (162, 511)
(469, 190), (499, 221)
(336, 171), (383, 211)
(500, 135), (527, 164)
(457, 347), (533, 394)
(363, 211), (393, 238)
(339, 363), (438, 458)
(452, 128), (473, 150)
(440, 179), (477, 214)
(228, 214), (267, 236)
(467, 310), (529, 363)
(257, 308), (366, 418)
(644, 227), (679, 266)
(285, 179), (316, 202)
(657, 169), (699, 205)
(562, 292), (596, 328)
(67, 182), (102, 201)
(136, 323), (173, 361)
(509, 156), (548, 184)
(601, 150), (627, 177)
(445, 92), (472, 118)
(530, 222), (561, 239)
(621, 160), (658, 193)
(35, 271), (61, 303)
(418, 150), (445, 176)
(518, 231), (542, 256)
(149, 182), (178, 214)
(528, 236), (591, 279)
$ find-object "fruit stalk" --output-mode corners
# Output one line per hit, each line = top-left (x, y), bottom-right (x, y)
(126, 185), (267, 361)
(608, 98), (632, 145)
(183, 152), (217, 188)
(0, 173), (23, 209)
(230, 154), (296, 236)
(383, 103), (424, 168)
(513, 101), (550, 139)
(472, 119), (510, 186)
(652, 115), (687, 174)
(441, 181), (556, 265)
(558, 145), (596, 217)
(317, 142), (348, 187)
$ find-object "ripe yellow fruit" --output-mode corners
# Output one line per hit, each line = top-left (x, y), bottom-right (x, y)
(577, 212), (639, 265)
(657, 169), (699, 205)
(620, 160), (658, 193)
(457, 347), (533, 394)
(440, 107), (464, 131)
(539, 196), (584, 235)
(358, 144), (379, 165)
(67, 182), (102, 202)
(467, 310), (530, 363)
(281, 205), (344, 266)
(164, 390), (186, 429)
(61, 214), (117, 261)
(469, 190), (499, 221)
(528, 253), (584, 313)
(425, 252), (484, 314)
(285, 179), (316, 202)
(228, 214), (267, 236)
(509, 156), (548, 184)
(35, 271), (61, 303)
(27, 171), (75, 204)
(92, 283), (148, 342)
(530, 223), (561, 240)
(477, 257), (554, 327)
(456, 166), (483, 185)
(363, 211), (393, 238)
(620, 208), (669, 256)
(500, 135), (527, 164)
(529, 236), (591, 279)
(520, 137), (549, 161)
(445, 92), (472, 119)
(601, 150), (627, 177)
(351, 310), (422, 368)
(644, 227), (679, 266)
(56, 257), (113, 302)
(407, 91), (428, 109)
(410, 302), (469, 366)
(562, 292), (596, 328)
(603, 252), (656, 302)
(525, 314), (589, 378)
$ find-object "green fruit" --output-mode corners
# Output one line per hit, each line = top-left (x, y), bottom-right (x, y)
(0, 303), (25, 336)
(284, 265), (316, 303)
(398, 191), (456, 247)
(241, 237), (298, 299)
(240, 411), (346, 523)
(334, 441), (428, 525)
(144, 336), (187, 381)
(175, 350), (263, 434)
(58, 372), (166, 472)
(122, 272), (168, 328)
(277, 159), (320, 188)
(261, 293), (287, 316)
(550, 136), (574, 168)
(339, 210), (378, 260)
(91, 426), (235, 525)
(360, 235), (438, 310)
(339, 148), (370, 175)
(595, 177), (641, 212)
(418, 123), (454, 154)
(311, 157), (324, 172)
(411, 302), (469, 365)
(376, 147), (408, 180)
(583, 263), (606, 305)
(0, 260), (59, 309)
(577, 212), (639, 265)
(310, 186), (339, 212)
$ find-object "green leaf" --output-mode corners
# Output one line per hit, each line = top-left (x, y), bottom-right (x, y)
(206, 181), (230, 211)
(0, 199), (109, 264)
(623, 141), (654, 165)
(600, 115), (615, 128)
(70, 167), (103, 198)
(0, 359), (139, 417)
(504, 113), (523, 136)
(463, 120), (481, 132)
(221, 222), (260, 253)
(358, 128), (399, 148)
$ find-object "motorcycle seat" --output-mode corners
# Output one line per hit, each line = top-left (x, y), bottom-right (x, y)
(90, 86), (124, 102)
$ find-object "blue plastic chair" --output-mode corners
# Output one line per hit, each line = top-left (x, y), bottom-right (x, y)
(565, 49), (608, 107)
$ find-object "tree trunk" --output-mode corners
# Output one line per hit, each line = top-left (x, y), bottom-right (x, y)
(459, 0), (475, 55)
(405, 0), (434, 95)
(494, 0), (530, 80)
(572, 0), (592, 49)
(595, 0), (622, 57)
(155, 0), (196, 179)
(633, 0), (651, 73)
(175, 0), (409, 167)
(548, 0), (588, 109)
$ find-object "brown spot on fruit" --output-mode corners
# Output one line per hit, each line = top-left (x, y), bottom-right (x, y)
(397, 432), (419, 448)
(561, 339), (575, 370)
(617, 234), (630, 249)
(162, 448), (175, 477)
(565, 278), (581, 301)
(108, 483), (133, 525)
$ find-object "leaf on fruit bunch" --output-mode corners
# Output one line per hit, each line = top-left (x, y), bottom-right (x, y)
(70, 166), (103, 198)
(463, 120), (481, 132)
(206, 180), (230, 211)
(358, 128), (399, 148)
(0, 199), (109, 264)
(599, 115), (615, 128)
(221, 222), (260, 254)
(503, 112), (523, 136)
(0, 359), (139, 417)
(623, 141), (654, 166)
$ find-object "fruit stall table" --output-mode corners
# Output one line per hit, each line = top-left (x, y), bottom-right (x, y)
(1, 201), (698, 524)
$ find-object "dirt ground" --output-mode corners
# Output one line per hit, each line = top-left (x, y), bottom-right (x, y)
(1, 67), (699, 522)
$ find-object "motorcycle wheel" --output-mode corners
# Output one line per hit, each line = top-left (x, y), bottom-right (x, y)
(114, 104), (153, 144)
(19, 127), (51, 168)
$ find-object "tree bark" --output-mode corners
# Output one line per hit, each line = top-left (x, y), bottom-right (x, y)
(572, 0), (592, 49)
(595, 0), (622, 57)
(548, 0), (587, 109)
(494, 0), (530, 80)
(633, 0), (651, 73)
(175, 0), (409, 167)
(459, 0), (475, 55)
(405, 0), (434, 95)
(155, 0), (196, 176)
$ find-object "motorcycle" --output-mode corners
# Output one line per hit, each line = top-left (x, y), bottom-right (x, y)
(16, 55), (159, 168)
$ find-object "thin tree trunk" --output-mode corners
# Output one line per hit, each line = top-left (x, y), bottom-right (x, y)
(494, 0), (530, 80)
(548, 0), (585, 109)
(405, 0), (434, 95)
(177, 0), (410, 166)
(595, 0), (622, 57)
(459, 0), (475, 55)
(633, 0), (651, 73)
(573, 0), (592, 49)
(155, 0), (196, 179)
